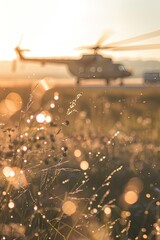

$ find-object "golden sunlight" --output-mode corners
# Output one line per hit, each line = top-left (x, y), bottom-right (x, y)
(0, 0), (160, 60)
(19, 0), (88, 58)
(0, 0), (88, 60)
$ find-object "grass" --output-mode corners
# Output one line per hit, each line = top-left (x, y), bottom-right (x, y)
(0, 85), (159, 239)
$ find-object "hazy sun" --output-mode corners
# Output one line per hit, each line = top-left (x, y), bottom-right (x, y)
(0, 0), (88, 60)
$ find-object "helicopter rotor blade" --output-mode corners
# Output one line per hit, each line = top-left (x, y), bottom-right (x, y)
(15, 34), (30, 58)
(95, 31), (112, 47)
(75, 45), (95, 51)
(18, 48), (30, 52)
(102, 29), (160, 47)
(76, 30), (160, 53)
(14, 46), (30, 57)
(76, 31), (112, 52)
(18, 34), (24, 46)
(12, 35), (24, 72)
(101, 44), (160, 51)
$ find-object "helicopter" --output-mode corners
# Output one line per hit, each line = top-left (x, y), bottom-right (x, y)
(15, 30), (160, 85)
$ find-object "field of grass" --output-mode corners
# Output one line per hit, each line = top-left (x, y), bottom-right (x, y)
(0, 86), (159, 239)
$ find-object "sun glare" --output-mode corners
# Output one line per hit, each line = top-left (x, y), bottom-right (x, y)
(0, 0), (89, 60)
(0, 0), (160, 60)
(20, 0), (88, 58)
(0, 49), (15, 61)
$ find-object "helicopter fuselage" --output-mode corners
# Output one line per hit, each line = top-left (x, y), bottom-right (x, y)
(15, 48), (131, 84)
(67, 54), (131, 84)
(15, 30), (160, 85)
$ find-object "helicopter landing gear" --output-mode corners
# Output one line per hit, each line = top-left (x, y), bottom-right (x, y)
(77, 78), (80, 85)
(105, 79), (110, 85)
(120, 78), (124, 86)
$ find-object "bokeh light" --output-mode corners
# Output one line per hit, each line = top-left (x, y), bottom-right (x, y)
(74, 149), (81, 158)
(62, 201), (77, 216)
(5, 92), (23, 112)
(104, 206), (111, 215)
(54, 92), (59, 101)
(36, 111), (52, 123)
(8, 201), (15, 209)
(121, 211), (131, 218)
(3, 167), (15, 178)
(124, 190), (138, 205)
(36, 113), (45, 123)
(80, 160), (89, 170)
(126, 177), (144, 194)
(4, 167), (28, 189)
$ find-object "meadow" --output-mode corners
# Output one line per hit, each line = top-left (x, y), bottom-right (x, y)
(0, 84), (159, 239)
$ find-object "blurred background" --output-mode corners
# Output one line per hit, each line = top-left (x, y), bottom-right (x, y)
(0, 1), (160, 239)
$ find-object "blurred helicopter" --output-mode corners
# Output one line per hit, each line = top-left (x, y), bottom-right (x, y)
(15, 30), (160, 85)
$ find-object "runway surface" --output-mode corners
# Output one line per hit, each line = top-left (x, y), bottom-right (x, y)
(0, 77), (160, 91)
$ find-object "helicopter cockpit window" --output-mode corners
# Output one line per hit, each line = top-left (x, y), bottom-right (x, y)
(118, 65), (126, 71)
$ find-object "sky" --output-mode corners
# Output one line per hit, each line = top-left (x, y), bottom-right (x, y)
(0, 0), (160, 61)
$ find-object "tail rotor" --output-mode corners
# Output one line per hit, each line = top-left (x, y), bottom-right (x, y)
(13, 34), (30, 72)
